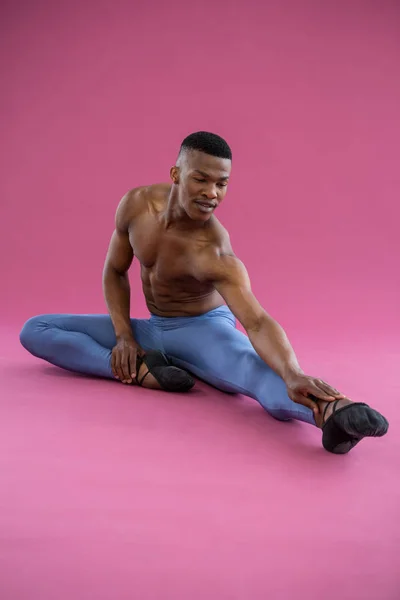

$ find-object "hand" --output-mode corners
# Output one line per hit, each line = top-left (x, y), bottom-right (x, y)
(285, 372), (345, 417)
(111, 335), (142, 384)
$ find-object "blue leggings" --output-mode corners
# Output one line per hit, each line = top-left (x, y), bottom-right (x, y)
(19, 305), (315, 425)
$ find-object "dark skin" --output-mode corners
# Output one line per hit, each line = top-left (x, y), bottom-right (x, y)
(103, 149), (352, 427)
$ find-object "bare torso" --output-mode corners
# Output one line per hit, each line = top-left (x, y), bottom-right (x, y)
(126, 184), (232, 317)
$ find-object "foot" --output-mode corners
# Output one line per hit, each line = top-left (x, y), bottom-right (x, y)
(315, 398), (389, 454)
(131, 352), (195, 393)
(314, 397), (353, 428)
(130, 361), (162, 390)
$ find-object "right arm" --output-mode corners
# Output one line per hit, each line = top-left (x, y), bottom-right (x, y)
(102, 191), (140, 382)
(102, 192), (135, 339)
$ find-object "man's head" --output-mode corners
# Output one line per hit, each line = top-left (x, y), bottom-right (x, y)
(170, 131), (232, 222)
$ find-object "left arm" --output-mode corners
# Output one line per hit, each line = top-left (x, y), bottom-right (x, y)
(210, 254), (344, 412)
(214, 256), (302, 382)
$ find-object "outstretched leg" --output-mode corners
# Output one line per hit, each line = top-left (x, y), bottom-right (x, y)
(157, 307), (315, 424)
(158, 307), (389, 451)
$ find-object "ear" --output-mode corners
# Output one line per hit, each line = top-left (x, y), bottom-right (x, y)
(170, 166), (180, 184)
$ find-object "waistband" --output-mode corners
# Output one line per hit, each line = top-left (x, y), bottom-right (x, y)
(149, 304), (235, 328)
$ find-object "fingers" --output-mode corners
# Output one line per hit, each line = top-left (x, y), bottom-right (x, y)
(315, 379), (345, 399)
(113, 351), (124, 382)
(112, 350), (130, 383)
(305, 381), (339, 402)
(291, 392), (319, 416)
(120, 352), (133, 383)
(111, 344), (142, 384)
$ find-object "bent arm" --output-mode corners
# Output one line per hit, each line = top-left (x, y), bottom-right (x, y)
(211, 255), (303, 381)
(102, 195), (135, 341)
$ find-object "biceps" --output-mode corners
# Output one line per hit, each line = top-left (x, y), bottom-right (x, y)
(104, 229), (134, 274)
(217, 282), (265, 331)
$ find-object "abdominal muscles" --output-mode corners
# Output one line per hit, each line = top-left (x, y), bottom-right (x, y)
(140, 265), (224, 317)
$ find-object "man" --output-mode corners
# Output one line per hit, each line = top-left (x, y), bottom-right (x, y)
(20, 131), (388, 454)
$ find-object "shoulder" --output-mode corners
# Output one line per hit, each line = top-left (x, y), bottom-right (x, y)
(115, 184), (170, 232)
(205, 216), (232, 254)
(200, 218), (249, 284)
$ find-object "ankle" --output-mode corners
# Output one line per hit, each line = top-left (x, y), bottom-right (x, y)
(135, 362), (162, 389)
(316, 398), (352, 428)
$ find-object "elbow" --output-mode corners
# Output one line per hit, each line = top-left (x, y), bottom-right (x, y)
(103, 260), (127, 280)
(102, 264), (126, 293)
(244, 313), (265, 334)
(245, 308), (276, 334)
(102, 262), (114, 283)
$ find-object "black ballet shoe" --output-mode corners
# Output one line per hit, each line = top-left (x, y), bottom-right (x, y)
(322, 400), (389, 454)
(135, 351), (195, 393)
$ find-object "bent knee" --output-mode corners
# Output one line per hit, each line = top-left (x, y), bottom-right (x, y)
(19, 315), (48, 354)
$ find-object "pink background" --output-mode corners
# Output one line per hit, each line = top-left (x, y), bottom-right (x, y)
(1, 1), (399, 599)
(1, 0), (399, 336)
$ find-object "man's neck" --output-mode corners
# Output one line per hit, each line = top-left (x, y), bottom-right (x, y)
(162, 189), (209, 232)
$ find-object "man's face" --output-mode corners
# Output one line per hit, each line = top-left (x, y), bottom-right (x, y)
(172, 150), (231, 221)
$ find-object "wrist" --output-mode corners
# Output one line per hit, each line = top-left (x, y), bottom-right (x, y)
(115, 330), (135, 343)
(282, 365), (304, 383)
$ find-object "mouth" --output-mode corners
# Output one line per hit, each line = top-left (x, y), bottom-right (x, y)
(194, 200), (216, 213)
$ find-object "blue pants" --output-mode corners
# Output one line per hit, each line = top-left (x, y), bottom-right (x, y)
(19, 305), (315, 425)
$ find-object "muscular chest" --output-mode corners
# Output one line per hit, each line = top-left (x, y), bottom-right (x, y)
(129, 217), (205, 282)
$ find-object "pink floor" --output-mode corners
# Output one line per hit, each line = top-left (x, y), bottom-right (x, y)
(1, 325), (399, 599)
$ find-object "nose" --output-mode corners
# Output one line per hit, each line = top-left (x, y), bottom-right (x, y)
(202, 186), (218, 200)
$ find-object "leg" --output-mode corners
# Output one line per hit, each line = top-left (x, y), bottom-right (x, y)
(156, 308), (315, 425)
(19, 313), (162, 379)
(158, 307), (389, 450)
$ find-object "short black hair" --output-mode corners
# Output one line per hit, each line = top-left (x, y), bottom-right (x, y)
(179, 131), (232, 160)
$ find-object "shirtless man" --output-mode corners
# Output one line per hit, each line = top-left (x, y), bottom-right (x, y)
(20, 131), (389, 454)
